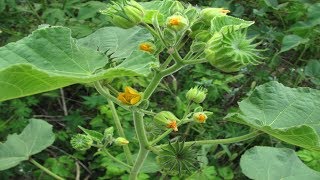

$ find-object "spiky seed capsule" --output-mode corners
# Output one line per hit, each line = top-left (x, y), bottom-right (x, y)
(157, 141), (198, 176)
(186, 86), (207, 103)
(205, 30), (263, 72)
(114, 137), (129, 146)
(70, 134), (93, 151)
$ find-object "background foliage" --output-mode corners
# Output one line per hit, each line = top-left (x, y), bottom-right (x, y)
(0, 0), (319, 179)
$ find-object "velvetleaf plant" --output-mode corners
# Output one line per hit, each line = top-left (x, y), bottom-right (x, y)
(0, 0), (320, 179)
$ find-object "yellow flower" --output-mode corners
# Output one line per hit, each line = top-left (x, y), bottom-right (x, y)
(166, 15), (188, 31)
(193, 112), (207, 123)
(117, 86), (141, 105)
(139, 42), (156, 53)
(166, 120), (178, 131)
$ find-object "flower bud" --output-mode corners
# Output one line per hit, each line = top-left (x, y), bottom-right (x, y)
(169, 1), (185, 14)
(166, 15), (189, 32)
(70, 134), (93, 151)
(200, 8), (230, 23)
(184, 5), (199, 23)
(186, 86), (207, 103)
(104, 127), (114, 138)
(139, 42), (156, 53)
(114, 137), (129, 146)
(101, 0), (145, 29)
(193, 112), (208, 123)
(154, 111), (180, 131)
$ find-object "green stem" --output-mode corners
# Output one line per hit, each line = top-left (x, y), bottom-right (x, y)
(29, 158), (64, 180)
(103, 149), (133, 169)
(105, 83), (119, 95)
(106, 89), (133, 165)
(94, 81), (129, 111)
(156, 131), (261, 148)
(150, 119), (193, 146)
(130, 111), (150, 180)
(185, 59), (207, 65)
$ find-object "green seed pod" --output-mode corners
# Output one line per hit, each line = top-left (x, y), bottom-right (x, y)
(157, 141), (198, 176)
(205, 30), (262, 72)
(169, 1), (185, 14)
(166, 15), (189, 32)
(189, 21), (208, 39)
(186, 86), (207, 103)
(101, 0), (145, 29)
(114, 137), (129, 146)
(70, 134), (93, 151)
(200, 8), (230, 23)
(184, 5), (199, 23)
(154, 111), (180, 131)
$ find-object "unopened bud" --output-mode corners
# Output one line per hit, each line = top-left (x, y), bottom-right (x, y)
(114, 137), (129, 146)
(186, 86), (207, 103)
(200, 8), (230, 23)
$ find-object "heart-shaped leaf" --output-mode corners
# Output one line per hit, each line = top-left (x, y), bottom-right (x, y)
(227, 81), (320, 150)
(0, 26), (156, 102)
(0, 119), (55, 170)
(240, 146), (320, 180)
(280, 35), (309, 53)
(77, 26), (153, 59)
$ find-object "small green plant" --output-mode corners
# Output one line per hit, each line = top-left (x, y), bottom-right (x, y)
(0, 0), (320, 179)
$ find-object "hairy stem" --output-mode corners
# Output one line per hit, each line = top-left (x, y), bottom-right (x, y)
(150, 119), (193, 146)
(106, 90), (133, 165)
(94, 81), (129, 110)
(156, 131), (261, 148)
(29, 158), (64, 180)
(103, 149), (133, 169)
(130, 111), (150, 180)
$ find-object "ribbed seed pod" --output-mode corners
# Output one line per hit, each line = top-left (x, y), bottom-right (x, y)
(156, 141), (198, 176)
(205, 29), (263, 72)
(70, 134), (93, 151)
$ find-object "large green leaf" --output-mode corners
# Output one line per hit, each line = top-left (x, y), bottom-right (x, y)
(240, 146), (320, 180)
(77, 26), (153, 59)
(0, 119), (55, 170)
(227, 81), (320, 150)
(0, 26), (156, 102)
